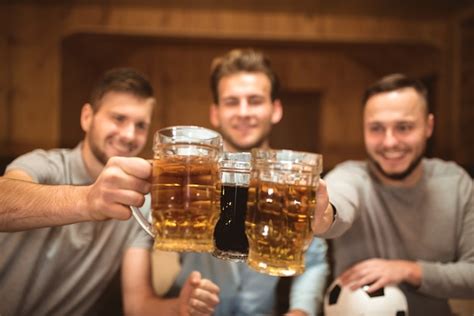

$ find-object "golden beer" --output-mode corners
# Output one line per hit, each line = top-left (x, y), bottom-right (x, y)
(151, 153), (220, 252)
(245, 148), (322, 276)
(246, 180), (316, 276)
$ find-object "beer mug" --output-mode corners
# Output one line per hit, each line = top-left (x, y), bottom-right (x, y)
(246, 148), (322, 276)
(131, 125), (222, 252)
(213, 152), (251, 262)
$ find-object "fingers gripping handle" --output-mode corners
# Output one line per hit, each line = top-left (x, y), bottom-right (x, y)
(130, 206), (155, 238)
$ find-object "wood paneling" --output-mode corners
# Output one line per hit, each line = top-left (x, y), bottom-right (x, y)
(459, 17), (474, 167)
(1, 2), (473, 170)
(0, 8), (10, 148)
(59, 35), (441, 168)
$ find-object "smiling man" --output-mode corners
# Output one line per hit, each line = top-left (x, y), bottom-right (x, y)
(209, 56), (282, 152)
(155, 49), (331, 316)
(0, 68), (219, 316)
(363, 83), (433, 185)
(317, 74), (474, 316)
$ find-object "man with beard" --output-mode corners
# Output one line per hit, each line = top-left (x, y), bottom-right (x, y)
(318, 74), (474, 315)
(156, 49), (331, 316)
(0, 68), (219, 316)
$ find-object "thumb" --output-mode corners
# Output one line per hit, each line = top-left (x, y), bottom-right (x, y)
(316, 179), (329, 209)
(179, 271), (202, 315)
(189, 270), (202, 286)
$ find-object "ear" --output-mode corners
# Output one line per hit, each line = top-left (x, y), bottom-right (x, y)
(209, 103), (220, 128)
(80, 103), (94, 133)
(426, 113), (434, 138)
(271, 99), (283, 124)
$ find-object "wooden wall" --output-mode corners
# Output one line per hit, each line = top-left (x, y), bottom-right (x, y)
(459, 13), (474, 170)
(1, 3), (473, 171)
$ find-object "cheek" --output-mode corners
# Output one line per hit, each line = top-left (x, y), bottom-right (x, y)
(255, 110), (273, 125)
(364, 134), (379, 149)
(97, 119), (118, 134)
(217, 111), (234, 124)
(407, 135), (427, 150)
(136, 132), (148, 144)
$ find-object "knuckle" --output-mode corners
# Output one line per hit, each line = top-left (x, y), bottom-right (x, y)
(130, 192), (145, 206)
(108, 156), (121, 165)
(101, 168), (120, 183)
(136, 193), (146, 206)
(189, 298), (199, 309)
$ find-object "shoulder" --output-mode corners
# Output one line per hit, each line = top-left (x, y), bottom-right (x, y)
(8, 147), (75, 167)
(424, 158), (473, 196)
(424, 158), (472, 183)
(325, 160), (369, 182)
(5, 147), (78, 183)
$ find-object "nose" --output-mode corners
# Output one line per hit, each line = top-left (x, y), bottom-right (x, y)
(237, 99), (250, 116)
(119, 122), (136, 141)
(382, 129), (398, 147)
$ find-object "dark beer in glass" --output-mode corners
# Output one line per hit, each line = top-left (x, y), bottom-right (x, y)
(213, 152), (251, 261)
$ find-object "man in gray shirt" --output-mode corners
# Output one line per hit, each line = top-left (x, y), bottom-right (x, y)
(0, 68), (220, 316)
(316, 74), (473, 315)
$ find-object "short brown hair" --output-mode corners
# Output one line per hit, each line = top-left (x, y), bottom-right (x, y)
(89, 68), (154, 111)
(362, 73), (429, 114)
(210, 48), (280, 104)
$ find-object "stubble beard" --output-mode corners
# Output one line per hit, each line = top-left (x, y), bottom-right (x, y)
(88, 136), (109, 166)
(368, 149), (425, 181)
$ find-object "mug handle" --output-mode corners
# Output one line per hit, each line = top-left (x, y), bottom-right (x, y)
(130, 206), (155, 238)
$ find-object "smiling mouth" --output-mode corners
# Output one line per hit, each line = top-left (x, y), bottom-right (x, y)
(382, 152), (405, 160)
(233, 124), (256, 133)
(110, 143), (135, 155)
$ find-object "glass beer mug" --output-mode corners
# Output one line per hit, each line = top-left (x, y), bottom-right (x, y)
(245, 148), (322, 276)
(213, 152), (251, 262)
(131, 125), (222, 252)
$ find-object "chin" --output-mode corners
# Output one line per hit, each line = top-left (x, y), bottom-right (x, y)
(377, 157), (408, 171)
(380, 163), (408, 173)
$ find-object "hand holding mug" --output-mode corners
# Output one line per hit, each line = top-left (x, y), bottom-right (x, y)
(131, 125), (223, 252)
(86, 156), (151, 221)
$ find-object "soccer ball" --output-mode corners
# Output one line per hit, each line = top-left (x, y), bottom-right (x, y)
(324, 279), (408, 316)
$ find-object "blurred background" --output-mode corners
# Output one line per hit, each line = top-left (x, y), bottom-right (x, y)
(1, 0), (473, 174)
(1, 1), (473, 314)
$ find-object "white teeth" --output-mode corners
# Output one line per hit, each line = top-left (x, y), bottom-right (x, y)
(383, 152), (404, 159)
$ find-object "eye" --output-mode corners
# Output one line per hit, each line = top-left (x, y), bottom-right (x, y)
(248, 96), (265, 105)
(136, 121), (149, 131)
(221, 98), (239, 107)
(112, 114), (126, 124)
(367, 124), (384, 134)
(395, 123), (414, 133)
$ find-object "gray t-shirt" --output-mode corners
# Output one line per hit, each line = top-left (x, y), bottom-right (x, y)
(323, 159), (474, 316)
(0, 144), (152, 316)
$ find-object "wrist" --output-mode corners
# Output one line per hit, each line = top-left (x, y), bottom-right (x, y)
(73, 185), (95, 222)
(403, 260), (422, 287)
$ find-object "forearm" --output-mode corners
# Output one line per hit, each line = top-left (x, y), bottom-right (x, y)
(417, 260), (474, 299)
(314, 198), (357, 239)
(418, 188), (474, 299)
(289, 267), (328, 316)
(0, 177), (91, 231)
(289, 239), (329, 316)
